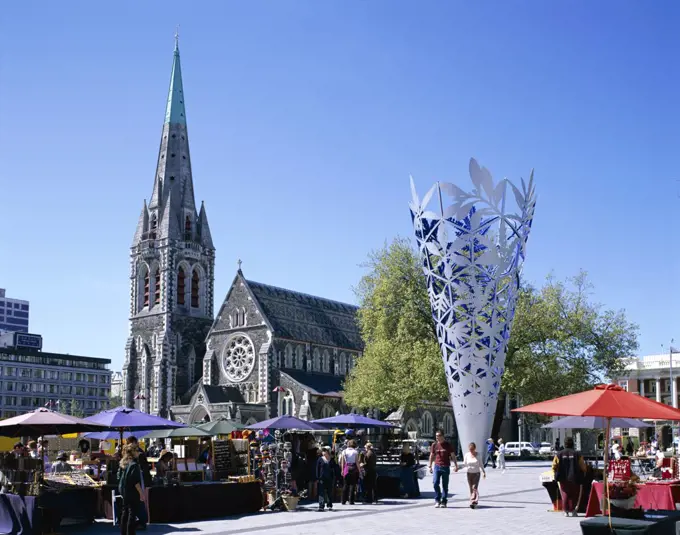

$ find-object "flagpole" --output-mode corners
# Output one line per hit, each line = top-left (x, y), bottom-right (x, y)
(671, 340), (676, 454)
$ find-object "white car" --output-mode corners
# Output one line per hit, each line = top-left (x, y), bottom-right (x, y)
(504, 441), (539, 456)
(538, 442), (552, 455)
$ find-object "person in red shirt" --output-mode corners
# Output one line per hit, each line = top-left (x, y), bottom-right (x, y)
(428, 429), (459, 508)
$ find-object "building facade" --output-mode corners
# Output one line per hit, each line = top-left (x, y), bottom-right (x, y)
(171, 271), (457, 441)
(614, 353), (680, 407)
(122, 38), (215, 417)
(0, 345), (112, 418)
(0, 289), (29, 334)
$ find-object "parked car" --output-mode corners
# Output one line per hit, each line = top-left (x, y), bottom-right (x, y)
(538, 442), (552, 455)
(504, 441), (539, 456)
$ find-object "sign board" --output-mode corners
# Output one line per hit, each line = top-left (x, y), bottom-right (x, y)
(609, 458), (631, 481)
(629, 428), (640, 438)
(14, 333), (42, 350)
(213, 440), (231, 471)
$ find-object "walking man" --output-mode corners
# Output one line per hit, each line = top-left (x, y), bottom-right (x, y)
(483, 438), (497, 469)
(428, 430), (459, 508)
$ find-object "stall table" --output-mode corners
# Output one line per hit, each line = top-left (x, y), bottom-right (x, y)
(146, 482), (261, 523)
(586, 481), (680, 517)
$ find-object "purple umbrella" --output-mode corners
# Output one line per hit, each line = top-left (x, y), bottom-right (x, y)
(83, 430), (152, 440)
(0, 408), (108, 437)
(83, 407), (186, 431)
(247, 415), (325, 431)
(312, 414), (396, 428)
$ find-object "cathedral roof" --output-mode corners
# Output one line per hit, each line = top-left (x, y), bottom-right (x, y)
(280, 370), (344, 398)
(245, 279), (363, 351)
(180, 381), (244, 405)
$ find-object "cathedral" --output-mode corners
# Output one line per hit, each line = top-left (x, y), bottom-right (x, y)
(122, 40), (458, 441)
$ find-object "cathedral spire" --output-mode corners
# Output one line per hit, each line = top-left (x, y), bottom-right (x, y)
(165, 31), (186, 126)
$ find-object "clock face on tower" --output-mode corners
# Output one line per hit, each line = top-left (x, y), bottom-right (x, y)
(222, 335), (255, 383)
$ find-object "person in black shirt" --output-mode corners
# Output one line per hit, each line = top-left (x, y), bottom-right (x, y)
(118, 444), (144, 535)
(400, 444), (417, 498)
(126, 437), (149, 529)
(316, 448), (335, 511)
(552, 437), (587, 517)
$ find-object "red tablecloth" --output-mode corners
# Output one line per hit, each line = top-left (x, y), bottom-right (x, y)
(586, 481), (680, 517)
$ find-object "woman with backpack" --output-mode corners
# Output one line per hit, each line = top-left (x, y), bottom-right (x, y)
(118, 444), (145, 535)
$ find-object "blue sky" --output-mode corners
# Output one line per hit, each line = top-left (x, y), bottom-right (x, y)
(1, 1), (679, 368)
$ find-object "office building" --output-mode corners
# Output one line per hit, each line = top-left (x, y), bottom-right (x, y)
(0, 289), (29, 334)
(0, 335), (112, 418)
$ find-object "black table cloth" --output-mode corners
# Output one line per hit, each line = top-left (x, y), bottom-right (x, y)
(146, 482), (262, 523)
(580, 511), (680, 535)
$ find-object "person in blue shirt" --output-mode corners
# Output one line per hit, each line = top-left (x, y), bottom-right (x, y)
(316, 447), (336, 511)
(483, 438), (497, 469)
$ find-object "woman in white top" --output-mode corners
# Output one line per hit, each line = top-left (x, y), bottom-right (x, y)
(462, 442), (486, 508)
(339, 440), (360, 504)
(497, 438), (506, 473)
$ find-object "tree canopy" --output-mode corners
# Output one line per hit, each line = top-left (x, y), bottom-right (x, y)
(343, 238), (639, 411)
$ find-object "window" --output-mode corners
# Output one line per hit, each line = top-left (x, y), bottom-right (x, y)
(443, 413), (454, 438)
(5, 397), (16, 406)
(339, 352), (347, 375)
(87, 374), (96, 383)
(13, 311), (28, 318)
(150, 214), (157, 240)
(284, 345), (293, 368)
(60, 386), (72, 395)
(76, 373), (84, 382)
(421, 411), (434, 437)
(191, 270), (200, 308)
(618, 381), (629, 392)
(177, 267), (185, 305)
(313, 349), (321, 372)
(153, 268), (161, 306)
(321, 405), (334, 418)
(5, 368), (16, 377)
(282, 394), (295, 416)
(20, 305), (28, 311)
(185, 216), (192, 241)
(143, 269), (150, 308)
(322, 350), (330, 373)
(5, 382), (14, 392)
(75, 387), (85, 396)
(61, 372), (72, 381)
(20, 369), (31, 378)
(295, 346), (304, 369)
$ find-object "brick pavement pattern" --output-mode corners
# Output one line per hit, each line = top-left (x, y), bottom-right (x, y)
(91, 462), (585, 535)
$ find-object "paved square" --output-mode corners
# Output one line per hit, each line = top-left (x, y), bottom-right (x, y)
(88, 461), (586, 534)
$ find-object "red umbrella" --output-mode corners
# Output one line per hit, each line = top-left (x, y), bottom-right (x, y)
(512, 384), (680, 420)
(513, 384), (680, 515)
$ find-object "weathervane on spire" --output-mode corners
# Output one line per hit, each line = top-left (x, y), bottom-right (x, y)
(174, 25), (180, 50)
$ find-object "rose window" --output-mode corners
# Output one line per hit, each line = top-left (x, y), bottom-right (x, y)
(223, 335), (255, 382)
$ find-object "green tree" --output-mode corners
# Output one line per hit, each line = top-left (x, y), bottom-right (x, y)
(108, 394), (123, 409)
(70, 399), (84, 418)
(344, 238), (448, 410)
(344, 238), (639, 412)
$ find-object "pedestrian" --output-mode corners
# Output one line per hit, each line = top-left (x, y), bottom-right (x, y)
(361, 442), (378, 504)
(428, 429), (459, 508)
(316, 447), (335, 511)
(462, 442), (486, 508)
(400, 444), (417, 498)
(483, 438), (496, 469)
(497, 438), (506, 473)
(339, 439), (360, 505)
(124, 436), (149, 530)
(552, 437), (586, 517)
(625, 437), (634, 457)
(118, 444), (145, 535)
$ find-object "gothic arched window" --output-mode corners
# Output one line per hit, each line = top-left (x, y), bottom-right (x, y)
(150, 214), (157, 240)
(143, 268), (150, 308)
(443, 413), (454, 438)
(240, 307), (246, 326)
(339, 352), (347, 375)
(322, 350), (330, 373)
(312, 349), (321, 372)
(284, 345), (293, 368)
(421, 411), (434, 437)
(191, 270), (200, 308)
(184, 216), (192, 241)
(295, 346), (304, 369)
(177, 267), (185, 305)
(153, 268), (161, 306)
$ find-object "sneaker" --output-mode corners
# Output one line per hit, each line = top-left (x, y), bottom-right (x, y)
(317, 507), (324, 512)
(571, 512), (578, 517)
(441, 502), (448, 508)
(435, 503), (441, 508)
(564, 512), (570, 517)
(328, 505), (333, 510)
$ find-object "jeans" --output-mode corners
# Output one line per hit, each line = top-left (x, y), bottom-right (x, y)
(400, 466), (415, 497)
(120, 499), (139, 535)
(363, 471), (377, 503)
(318, 478), (333, 509)
(432, 465), (450, 504)
(137, 500), (148, 526)
(484, 452), (496, 468)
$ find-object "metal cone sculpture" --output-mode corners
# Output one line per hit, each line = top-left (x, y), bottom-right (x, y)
(410, 158), (536, 454)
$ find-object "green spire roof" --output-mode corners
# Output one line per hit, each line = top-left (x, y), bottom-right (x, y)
(164, 39), (186, 125)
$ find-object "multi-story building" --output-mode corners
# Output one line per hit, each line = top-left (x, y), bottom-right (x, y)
(615, 353), (680, 407)
(0, 344), (112, 418)
(0, 289), (29, 334)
